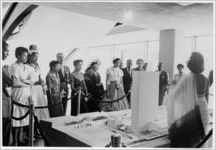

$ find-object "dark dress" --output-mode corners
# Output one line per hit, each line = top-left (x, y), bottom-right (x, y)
(195, 74), (209, 101)
(122, 68), (132, 106)
(157, 70), (169, 105)
(70, 71), (88, 116)
(85, 69), (104, 112)
(46, 71), (64, 118)
(2, 66), (13, 146)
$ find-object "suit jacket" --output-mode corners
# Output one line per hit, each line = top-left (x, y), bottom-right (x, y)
(156, 70), (169, 93)
(58, 65), (70, 90)
(122, 68), (132, 93)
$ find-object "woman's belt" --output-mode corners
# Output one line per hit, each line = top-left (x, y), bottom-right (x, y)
(109, 81), (120, 84)
(12, 85), (30, 88)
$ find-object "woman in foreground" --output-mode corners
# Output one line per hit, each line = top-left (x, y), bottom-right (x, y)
(165, 52), (209, 147)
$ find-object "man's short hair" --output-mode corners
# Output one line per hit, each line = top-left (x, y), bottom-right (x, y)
(177, 64), (184, 68)
(56, 52), (63, 57)
(73, 59), (83, 66)
(29, 44), (38, 50)
(136, 58), (144, 64)
(49, 60), (59, 69)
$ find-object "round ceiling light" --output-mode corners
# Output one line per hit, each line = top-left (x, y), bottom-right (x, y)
(123, 10), (133, 21)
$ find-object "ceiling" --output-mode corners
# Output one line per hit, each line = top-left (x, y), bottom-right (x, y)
(31, 2), (213, 35)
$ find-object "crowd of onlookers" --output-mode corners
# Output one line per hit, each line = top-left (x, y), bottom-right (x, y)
(2, 42), (213, 147)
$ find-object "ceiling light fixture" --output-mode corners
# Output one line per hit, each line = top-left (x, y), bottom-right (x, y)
(123, 10), (133, 21)
(177, 2), (195, 6)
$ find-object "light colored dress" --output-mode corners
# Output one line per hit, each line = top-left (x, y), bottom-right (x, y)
(102, 67), (129, 111)
(165, 73), (208, 147)
(173, 73), (185, 85)
(10, 62), (32, 127)
(27, 64), (50, 120)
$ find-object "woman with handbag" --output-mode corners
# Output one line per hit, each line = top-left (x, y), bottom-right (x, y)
(165, 52), (209, 147)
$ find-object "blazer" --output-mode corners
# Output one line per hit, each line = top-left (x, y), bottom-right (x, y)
(58, 65), (70, 90)
(122, 67), (132, 92)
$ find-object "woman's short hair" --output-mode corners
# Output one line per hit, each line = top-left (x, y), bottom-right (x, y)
(26, 52), (39, 64)
(187, 52), (204, 74)
(113, 58), (121, 64)
(136, 58), (144, 64)
(49, 61), (59, 69)
(73, 59), (83, 66)
(177, 64), (184, 68)
(90, 61), (98, 67)
(15, 47), (28, 58)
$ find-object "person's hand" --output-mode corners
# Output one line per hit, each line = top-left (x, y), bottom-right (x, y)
(171, 80), (176, 85)
(84, 97), (89, 102)
(116, 83), (120, 89)
(106, 90), (111, 98)
(96, 82), (102, 86)
(20, 78), (32, 85)
(42, 85), (47, 95)
(39, 78), (45, 85)
(60, 90), (67, 97)
(61, 82), (67, 90)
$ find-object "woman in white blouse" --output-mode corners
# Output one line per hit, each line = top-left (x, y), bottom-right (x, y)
(105, 58), (129, 111)
(10, 47), (33, 146)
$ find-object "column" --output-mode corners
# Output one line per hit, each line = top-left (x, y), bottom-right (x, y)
(159, 29), (185, 79)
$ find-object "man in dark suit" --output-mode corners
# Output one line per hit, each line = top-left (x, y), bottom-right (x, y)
(56, 53), (70, 114)
(122, 59), (132, 107)
(156, 62), (169, 106)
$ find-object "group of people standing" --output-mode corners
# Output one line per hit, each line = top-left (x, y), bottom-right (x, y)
(2, 44), (50, 146)
(2, 42), (213, 147)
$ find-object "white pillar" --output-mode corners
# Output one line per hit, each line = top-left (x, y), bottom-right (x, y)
(131, 71), (159, 132)
(159, 29), (185, 80)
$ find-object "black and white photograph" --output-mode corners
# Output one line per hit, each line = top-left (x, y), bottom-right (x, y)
(1, 1), (215, 148)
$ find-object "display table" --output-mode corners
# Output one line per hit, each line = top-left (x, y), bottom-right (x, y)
(40, 106), (213, 147)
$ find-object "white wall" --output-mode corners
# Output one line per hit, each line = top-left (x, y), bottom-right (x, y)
(4, 5), (213, 82)
(5, 6), (115, 79)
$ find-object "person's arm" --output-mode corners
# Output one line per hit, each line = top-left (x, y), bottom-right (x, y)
(106, 74), (109, 90)
(10, 65), (31, 87)
(120, 76), (125, 91)
(205, 79), (210, 102)
(3, 70), (13, 87)
(82, 79), (88, 95)
(172, 74), (177, 85)
(119, 69), (124, 89)
(166, 72), (170, 86)
(105, 69), (110, 90)
(70, 73), (75, 92)
(165, 72), (170, 93)
(46, 75), (52, 94)
(66, 66), (71, 83)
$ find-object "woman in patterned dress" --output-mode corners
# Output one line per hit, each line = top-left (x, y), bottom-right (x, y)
(70, 59), (89, 116)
